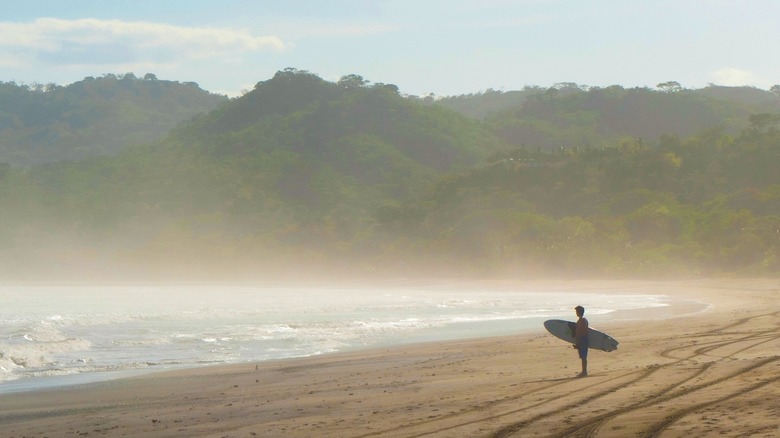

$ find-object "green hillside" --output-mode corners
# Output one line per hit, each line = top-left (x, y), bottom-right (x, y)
(434, 84), (780, 155)
(0, 73), (226, 166)
(0, 71), (778, 280)
(428, 87), (544, 119)
(0, 70), (508, 279)
(375, 121), (780, 277)
(484, 85), (780, 152)
(156, 69), (506, 214)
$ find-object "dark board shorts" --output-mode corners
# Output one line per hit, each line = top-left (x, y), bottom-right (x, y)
(577, 338), (589, 359)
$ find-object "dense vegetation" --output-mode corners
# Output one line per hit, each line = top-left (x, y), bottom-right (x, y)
(378, 121), (780, 277)
(438, 83), (780, 150)
(0, 70), (778, 280)
(0, 73), (226, 166)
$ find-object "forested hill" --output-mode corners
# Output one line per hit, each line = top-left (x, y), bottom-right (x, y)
(0, 70), (778, 280)
(436, 84), (780, 152)
(0, 69), (508, 279)
(0, 73), (226, 166)
(485, 85), (780, 152)
(157, 69), (506, 213)
(180, 69), (502, 171)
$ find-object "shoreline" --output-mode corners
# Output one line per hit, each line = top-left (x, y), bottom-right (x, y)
(1, 278), (778, 437)
(0, 282), (708, 395)
(1, 296), (708, 396)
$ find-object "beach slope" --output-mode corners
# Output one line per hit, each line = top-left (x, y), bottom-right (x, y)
(1, 279), (778, 437)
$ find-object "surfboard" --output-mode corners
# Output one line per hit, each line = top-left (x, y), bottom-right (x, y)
(543, 319), (619, 352)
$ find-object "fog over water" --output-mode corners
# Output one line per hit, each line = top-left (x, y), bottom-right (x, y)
(0, 282), (679, 393)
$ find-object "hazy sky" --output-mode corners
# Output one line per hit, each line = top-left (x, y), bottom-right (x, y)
(2, 0), (778, 97)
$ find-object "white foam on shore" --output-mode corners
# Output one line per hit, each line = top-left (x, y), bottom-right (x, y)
(0, 284), (702, 393)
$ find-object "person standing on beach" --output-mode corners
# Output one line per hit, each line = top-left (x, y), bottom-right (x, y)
(574, 305), (589, 377)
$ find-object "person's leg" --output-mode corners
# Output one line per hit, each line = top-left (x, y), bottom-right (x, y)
(578, 346), (588, 377)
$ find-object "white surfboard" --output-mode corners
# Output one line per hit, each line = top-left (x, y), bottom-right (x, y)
(543, 319), (619, 352)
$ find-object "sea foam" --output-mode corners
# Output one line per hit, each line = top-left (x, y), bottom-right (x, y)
(0, 283), (677, 392)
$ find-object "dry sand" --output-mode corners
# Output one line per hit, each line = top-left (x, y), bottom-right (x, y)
(1, 279), (778, 437)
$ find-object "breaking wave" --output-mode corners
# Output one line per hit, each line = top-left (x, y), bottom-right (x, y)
(0, 284), (681, 391)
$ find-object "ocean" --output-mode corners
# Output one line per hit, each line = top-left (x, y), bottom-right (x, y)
(0, 282), (675, 393)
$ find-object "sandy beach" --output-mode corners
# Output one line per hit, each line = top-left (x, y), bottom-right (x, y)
(1, 279), (778, 437)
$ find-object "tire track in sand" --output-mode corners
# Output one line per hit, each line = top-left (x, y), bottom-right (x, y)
(354, 367), (654, 438)
(357, 311), (777, 438)
(641, 358), (780, 438)
(490, 311), (779, 438)
(554, 356), (779, 438)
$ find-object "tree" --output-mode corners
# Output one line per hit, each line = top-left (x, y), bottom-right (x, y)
(338, 74), (368, 89)
(373, 83), (399, 95)
(748, 113), (780, 131)
(657, 81), (683, 93)
(144, 73), (158, 81)
(771, 85), (780, 98)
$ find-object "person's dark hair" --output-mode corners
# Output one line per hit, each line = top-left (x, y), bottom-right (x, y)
(575, 305), (585, 315)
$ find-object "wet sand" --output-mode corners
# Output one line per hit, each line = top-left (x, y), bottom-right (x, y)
(1, 279), (778, 437)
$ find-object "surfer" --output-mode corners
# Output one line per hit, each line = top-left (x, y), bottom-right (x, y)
(573, 305), (589, 377)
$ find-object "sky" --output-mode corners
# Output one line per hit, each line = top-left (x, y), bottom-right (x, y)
(1, 0), (778, 97)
